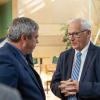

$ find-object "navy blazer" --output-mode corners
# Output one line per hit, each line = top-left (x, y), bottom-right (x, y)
(0, 43), (45, 100)
(50, 42), (100, 100)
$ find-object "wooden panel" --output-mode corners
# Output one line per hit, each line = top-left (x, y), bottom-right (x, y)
(37, 35), (65, 46)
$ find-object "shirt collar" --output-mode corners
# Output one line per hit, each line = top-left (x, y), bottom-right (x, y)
(75, 41), (90, 55)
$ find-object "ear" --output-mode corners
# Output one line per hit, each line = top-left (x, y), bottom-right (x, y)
(20, 34), (27, 42)
(87, 30), (91, 38)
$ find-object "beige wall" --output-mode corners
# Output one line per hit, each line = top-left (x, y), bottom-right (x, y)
(12, 0), (100, 61)
(32, 35), (66, 64)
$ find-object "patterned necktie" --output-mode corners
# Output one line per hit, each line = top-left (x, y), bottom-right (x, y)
(68, 52), (82, 100)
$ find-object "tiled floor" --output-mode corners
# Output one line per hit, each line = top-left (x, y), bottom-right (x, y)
(41, 72), (60, 100)
(46, 90), (60, 100)
(34, 66), (60, 100)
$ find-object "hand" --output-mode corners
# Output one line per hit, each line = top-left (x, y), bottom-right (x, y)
(58, 79), (79, 96)
(72, 80), (79, 93)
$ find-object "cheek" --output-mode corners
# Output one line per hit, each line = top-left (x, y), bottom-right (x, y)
(78, 38), (87, 47)
(80, 36), (87, 43)
(32, 39), (36, 45)
(29, 41), (34, 47)
(22, 43), (26, 48)
(72, 38), (80, 44)
(31, 40), (36, 47)
(33, 38), (37, 44)
(26, 41), (33, 48)
(72, 38), (82, 48)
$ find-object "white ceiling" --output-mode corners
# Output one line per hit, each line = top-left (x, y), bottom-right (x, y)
(18, 0), (100, 25)
(17, 0), (100, 45)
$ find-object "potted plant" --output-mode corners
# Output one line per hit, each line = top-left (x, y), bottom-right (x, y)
(61, 24), (71, 49)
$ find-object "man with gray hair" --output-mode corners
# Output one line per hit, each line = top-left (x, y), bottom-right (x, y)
(0, 17), (45, 100)
(0, 37), (22, 100)
(51, 18), (100, 100)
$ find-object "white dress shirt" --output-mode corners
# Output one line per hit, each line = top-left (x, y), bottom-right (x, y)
(73, 41), (90, 81)
(0, 39), (7, 47)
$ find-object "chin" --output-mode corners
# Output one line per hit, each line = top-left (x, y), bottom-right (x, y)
(72, 46), (80, 50)
(72, 45), (77, 49)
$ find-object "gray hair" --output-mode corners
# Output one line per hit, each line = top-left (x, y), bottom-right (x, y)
(68, 18), (91, 31)
(7, 17), (39, 42)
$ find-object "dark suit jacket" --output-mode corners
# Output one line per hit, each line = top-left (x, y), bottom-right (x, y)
(0, 43), (45, 100)
(50, 42), (100, 100)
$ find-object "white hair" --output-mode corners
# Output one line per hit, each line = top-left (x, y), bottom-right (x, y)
(68, 18), (91, 30)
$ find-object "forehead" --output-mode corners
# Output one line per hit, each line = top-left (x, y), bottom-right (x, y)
(68, 21), (81, 32)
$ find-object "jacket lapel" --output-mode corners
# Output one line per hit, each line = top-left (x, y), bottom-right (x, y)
(16, 53), (42, 91)
(80, 42), (96, 81)
(32, 68), (46, 99)
(5, 43), (42, 91)
(67, 49), (75, 79)
(63, 49), (75, 80)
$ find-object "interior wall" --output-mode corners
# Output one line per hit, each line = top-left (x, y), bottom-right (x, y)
(12, 0), (18, 19)
(11, 0), (100, 61)
(33, 35), (66, 58)
(32, 34), (66, 65)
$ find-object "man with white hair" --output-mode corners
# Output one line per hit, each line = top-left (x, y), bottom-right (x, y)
(51, 18), (100, 100)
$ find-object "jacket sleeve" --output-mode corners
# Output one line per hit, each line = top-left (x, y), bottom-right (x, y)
(50, 53), (64, 98)
(0, 54), (18, 87)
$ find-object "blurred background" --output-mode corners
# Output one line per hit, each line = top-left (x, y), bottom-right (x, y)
(0, 0), (100, 99)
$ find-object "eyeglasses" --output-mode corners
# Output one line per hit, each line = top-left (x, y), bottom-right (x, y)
(68, 30), (87, 38)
